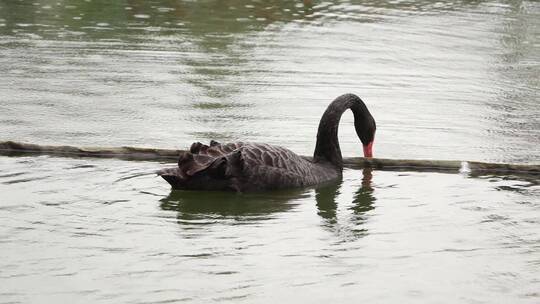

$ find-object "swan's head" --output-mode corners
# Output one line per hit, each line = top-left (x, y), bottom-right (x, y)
(360, 127), (375, 158)
(363, 137), (375, 158)
(354, 106), (376, 158)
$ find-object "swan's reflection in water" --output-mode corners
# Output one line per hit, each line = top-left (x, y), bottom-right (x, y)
(316, 168), (375, 240)
(160, 188), (309, 223)
(351, 168), (376, 216)
(160, 168), (376, 238)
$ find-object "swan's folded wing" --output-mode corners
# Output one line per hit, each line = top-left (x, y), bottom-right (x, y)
(239, 143), (310, 173)
(189, 141), (245, 158)
(158, 141), (246, 191)
(160, 141), (319, 191)
(175, 141), (246, 177)
(234, 143), (317, 190)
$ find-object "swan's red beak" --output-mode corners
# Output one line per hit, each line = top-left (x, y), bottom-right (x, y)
(363, 141), (374, 158)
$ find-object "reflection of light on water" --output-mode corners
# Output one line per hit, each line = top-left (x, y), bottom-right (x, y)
(459, 161), (471, 175)
(133, 14), (150, 19)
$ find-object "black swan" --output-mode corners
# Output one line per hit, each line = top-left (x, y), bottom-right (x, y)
(158, 93), (376, 192)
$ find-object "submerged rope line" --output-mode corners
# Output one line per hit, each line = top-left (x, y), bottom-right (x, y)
(0, 141), (538, 175)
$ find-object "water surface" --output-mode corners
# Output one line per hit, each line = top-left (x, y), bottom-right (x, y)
(1, 156), (539, 303)
(0, 0), (539, 162)
(1, 0), (539, 303)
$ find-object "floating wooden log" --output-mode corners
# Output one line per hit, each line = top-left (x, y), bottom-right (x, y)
(0, 141), (180, 161)
(0, 141), (538, 175)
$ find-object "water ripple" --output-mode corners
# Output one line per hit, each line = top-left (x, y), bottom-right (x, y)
(1, 0), (539, 303)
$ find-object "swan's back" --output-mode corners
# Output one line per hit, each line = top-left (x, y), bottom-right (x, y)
(158, 141), (338, 192)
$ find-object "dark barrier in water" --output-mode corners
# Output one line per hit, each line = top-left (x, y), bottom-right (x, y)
(0, 141), (538, 175)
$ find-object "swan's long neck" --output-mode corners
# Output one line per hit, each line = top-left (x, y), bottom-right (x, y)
(313, 94), (374, 168)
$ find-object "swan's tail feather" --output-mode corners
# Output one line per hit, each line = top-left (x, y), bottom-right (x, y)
(159, 141), (245, 191)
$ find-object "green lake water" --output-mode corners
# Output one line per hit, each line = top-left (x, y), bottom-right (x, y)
(0, 0), (539, 303)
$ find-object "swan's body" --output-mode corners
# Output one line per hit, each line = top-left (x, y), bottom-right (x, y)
(159, 141), (338, 192)
(159, 93), (376, 192)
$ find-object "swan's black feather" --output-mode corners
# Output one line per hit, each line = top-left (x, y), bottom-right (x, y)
(158, 94), (375, 192)
(159, 141), (338, 192)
